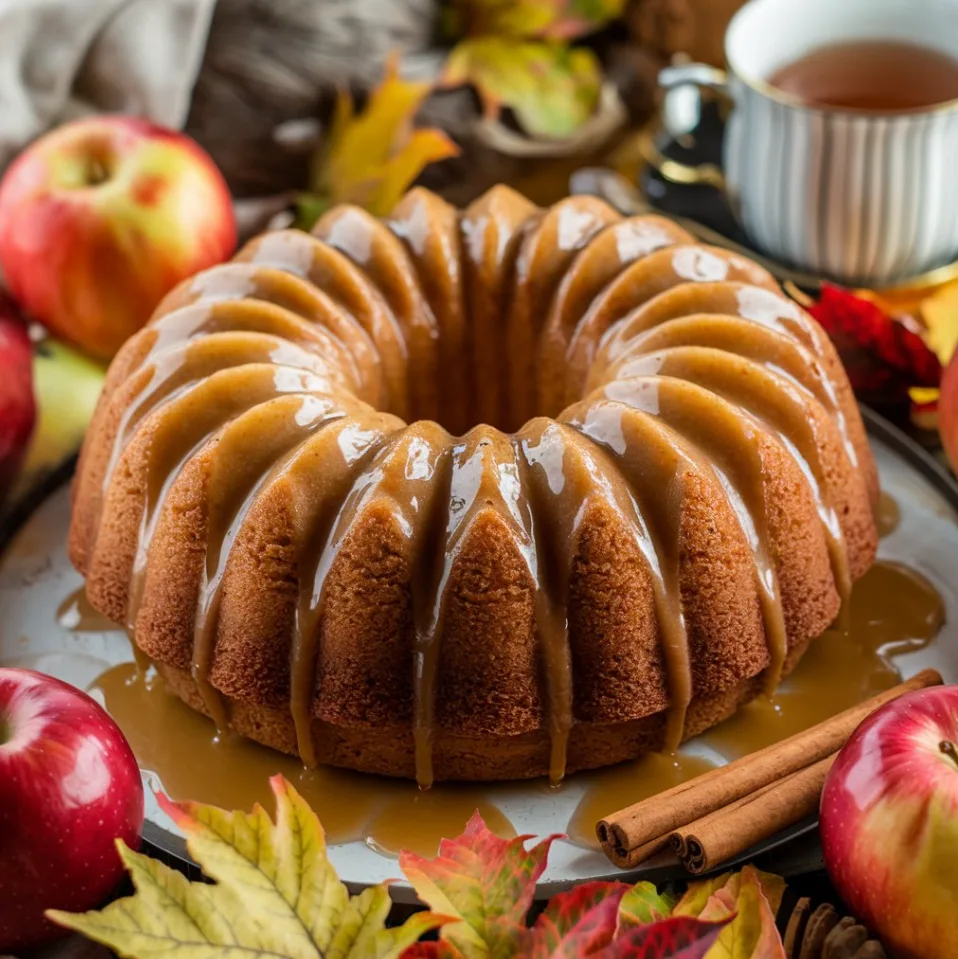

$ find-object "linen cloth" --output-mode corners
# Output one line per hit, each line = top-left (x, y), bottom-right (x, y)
(0, 0), (215, 170)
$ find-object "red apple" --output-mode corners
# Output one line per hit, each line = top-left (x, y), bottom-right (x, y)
(0, 292), (36, 501)
(820, 685), (958, 959)
(0, 116), (236, 359)
(0, 668), (144, 951)
(941, 351), (958, 473)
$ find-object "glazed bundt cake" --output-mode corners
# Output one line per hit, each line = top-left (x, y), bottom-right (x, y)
(69, 185), (879, 784)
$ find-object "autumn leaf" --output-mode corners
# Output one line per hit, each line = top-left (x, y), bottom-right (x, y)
(620, 883), (678, 929)
(598, 917), (732, 959)
(48, 775), (449, 959)
(524, 883), (629, 957)
(920, 281), (958, 367)
(400, 814), (734, 959)
(807, 284), (942, 404)
(400, 812), (563, 959)
(402, 882), (729, 959)
(445, 0), (626, 42)
(673, 867), (785, 959)
(442, 39), (604, 138)
(299, 55), (459, 228)
(440, 0), (625, 138)
(404, 944), (465, 959)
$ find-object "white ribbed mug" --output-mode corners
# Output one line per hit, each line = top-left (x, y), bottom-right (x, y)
(660, 0), (958, 287)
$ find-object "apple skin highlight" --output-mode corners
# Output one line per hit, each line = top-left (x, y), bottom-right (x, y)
(820, 685), (958, 959)
(0, 668), (144, 951)
(0, 116), (236, 359)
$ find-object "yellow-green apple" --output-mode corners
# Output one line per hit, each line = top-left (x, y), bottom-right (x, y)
(0, 668), (143, 951)
(0, 291), (36, 502)
(0, 115), (236, 359)
(942, 351), (958, 472)
(14, 336), (105, 497)
(820, 685), (958, 959)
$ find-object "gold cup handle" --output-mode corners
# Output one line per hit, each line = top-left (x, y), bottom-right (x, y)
(642, 63), (730, 190)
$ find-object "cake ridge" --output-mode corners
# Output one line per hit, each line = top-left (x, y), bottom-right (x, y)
(595, 279), (871, 481)
(69, 185), (879, 784)
(291, 417), (430, 766)
(192, 396), (374, 731)
(313, 203), (440, 423)
(593, 373), (792, 690)
(595, 345), (853, 608)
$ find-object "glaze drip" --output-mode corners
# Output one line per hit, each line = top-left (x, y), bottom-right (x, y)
(71, 185), (879, 784)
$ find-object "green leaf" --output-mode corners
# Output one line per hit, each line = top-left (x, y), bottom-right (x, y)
(48, 776), (449, 959)
(295, 193), (333, 232)
(441, 38), (603, 138)
(620, 883), (678, 929)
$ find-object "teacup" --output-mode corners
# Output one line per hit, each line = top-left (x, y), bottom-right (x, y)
(659, 0), (958, 287)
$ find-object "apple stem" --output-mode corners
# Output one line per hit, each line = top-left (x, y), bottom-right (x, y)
(87, 157), (110, 186)
(0, 715), (7, 747)
(940, 740), (958, 770)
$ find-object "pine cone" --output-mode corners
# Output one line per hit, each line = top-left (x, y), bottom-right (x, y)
(783, 899), (887, 959)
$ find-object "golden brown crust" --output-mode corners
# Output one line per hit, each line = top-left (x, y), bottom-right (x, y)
(70, 185), (879, 782)
(155, 633), (814, 781)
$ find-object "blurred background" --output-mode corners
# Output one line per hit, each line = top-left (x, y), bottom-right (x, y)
(1, 0), (955, 529)
(0, 0), (741, 213)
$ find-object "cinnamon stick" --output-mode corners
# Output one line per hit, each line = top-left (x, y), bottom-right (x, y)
(597, 669), (942, 868)
(671, 754), (836, 874)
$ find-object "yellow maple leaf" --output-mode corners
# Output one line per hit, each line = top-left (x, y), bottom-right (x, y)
(301, 55), (459, 227)
(48, 776), (449, 959)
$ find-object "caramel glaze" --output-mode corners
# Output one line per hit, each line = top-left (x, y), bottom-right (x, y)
(68, 186), (880, 787)
(90, 660), (515, 857)
(569, 554), (944, 846)
(57, 553), (940, 854)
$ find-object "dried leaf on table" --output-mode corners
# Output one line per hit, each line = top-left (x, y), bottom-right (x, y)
(673, 867), (786, 959)
(441, 0), (626, 138)
(299, 55), (459, 228)
(807, 284), (942, 404)
(47, 775), (449, 959)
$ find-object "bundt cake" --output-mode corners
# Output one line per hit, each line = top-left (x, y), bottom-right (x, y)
(68, 185), (879, 785)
